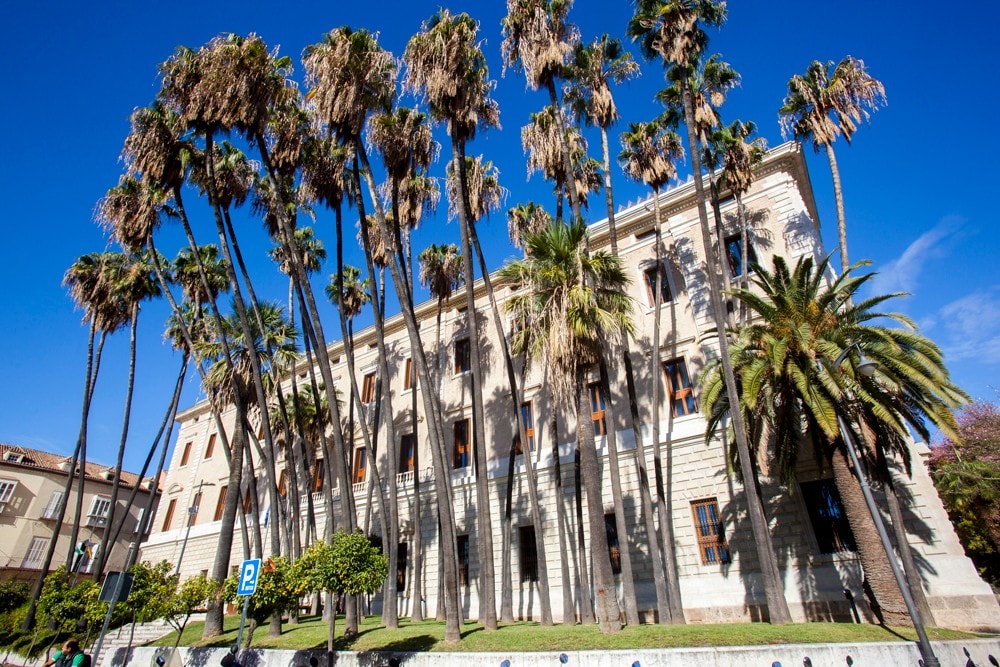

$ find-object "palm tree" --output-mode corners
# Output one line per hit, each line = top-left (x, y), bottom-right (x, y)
(779, 57), (886, 274)
(419, 244), (463, 385)
(618, 120), (686, 623)
(629, 0), (793, 624)
(508, 202), (552, 252)
(404, 10), (503, 632)
(501, 219), (632, 633)
(700, 254), (967, 626)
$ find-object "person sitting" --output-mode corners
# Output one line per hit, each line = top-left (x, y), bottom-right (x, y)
(43, 640), (86, 667)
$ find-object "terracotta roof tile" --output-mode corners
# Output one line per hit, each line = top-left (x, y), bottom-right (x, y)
(0, 442), (152, 489)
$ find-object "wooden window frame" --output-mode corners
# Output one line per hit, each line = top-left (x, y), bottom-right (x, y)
(403, 358), (416, 391)
(690, 498), (730, 565)
(361, 372), (377, 404)
(399, 433), (415, 474)
(664, 358), (697, 417)
(643, 264), (673, 306)
(517, 401), (536, 454)
(724, 233), (758, 279)
(454, 338), (471, 375)
(313, 459), (325, 493)
(180, 441), (193, 466)
(162, 498), (177, 531)
(453, 419), (470, 469)
(277, 469), (287, 497)
(189, 491), (202, 526)
(519, 525), (538, 582)
(204, 433), (217, 459)
(588, 382), (607, 436)
(352, 447), (367, 484)
(213, 485), (228, 522)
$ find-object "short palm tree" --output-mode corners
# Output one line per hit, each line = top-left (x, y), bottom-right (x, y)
(779, 57), (886, 274)
(501, 219), (632, 633)
(700, 254), (967, 626)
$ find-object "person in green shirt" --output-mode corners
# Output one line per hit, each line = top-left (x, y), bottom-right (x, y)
(44, 640), (85, 667)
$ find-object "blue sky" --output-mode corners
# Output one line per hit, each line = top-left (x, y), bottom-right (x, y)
(1, 0), (997, 473)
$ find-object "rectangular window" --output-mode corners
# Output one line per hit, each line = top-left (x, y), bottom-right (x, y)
(724, 233), (757, 278)
(454, 338), (471, 374)
(352, 447), (367, 484)
(453, 419), (470, 469)
(519, 525), (538, 582)
(643, 264), (673, 306)
(361, 372), (377, 403)
(242, 490), (254, 514)
(313, 459), (325, 493)
(588, 382), (607, 436)
(41, 491), (64, 520)
(518, 402), (536, 454)
(801, 479), (857, 554)
(399, 434), (415, 474)
(0, 479), (17, 510)
(162, 498), (177, 531)
(204, 433), (217, 459)
(213, 485), (228, 522)
(87, 495), (112, 527)
(180, 441), (193, 466)
(604, 513), (622, 575)
(22, 537), (47, 569)
(189, 491), (202, 526)
(403, 358), (416, 391)
(691, 498), (730, 565)
(396, 542), (408, 592)
(277, 469), (287, 497)
(664, 358), (697, 417)
(457, 535), (470, 587)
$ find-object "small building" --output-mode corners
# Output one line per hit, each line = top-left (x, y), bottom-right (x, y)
(0, 443), (158, 584)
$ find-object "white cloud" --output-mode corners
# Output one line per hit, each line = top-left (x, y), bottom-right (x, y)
(869, 215), (967, 295)
(934, 286), (1000, 364)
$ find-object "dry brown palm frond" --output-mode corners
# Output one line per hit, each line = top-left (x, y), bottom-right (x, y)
(96, 176), (170, 253)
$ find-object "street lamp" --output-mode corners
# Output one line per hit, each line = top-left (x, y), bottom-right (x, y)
(827, 343), (939, 667)
(174, 480), (214, 577)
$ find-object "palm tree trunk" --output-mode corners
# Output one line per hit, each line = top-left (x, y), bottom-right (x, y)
(573, 446), (594, 625)
(882, 472), (935, 624)
(680, 77), (791, 624)
(830, 446), (909, 626)
(824, 142), (849, 274)
(574, 373), (622, 632)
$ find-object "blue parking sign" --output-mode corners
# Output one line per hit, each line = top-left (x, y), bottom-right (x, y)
(237, 558), (261, 596)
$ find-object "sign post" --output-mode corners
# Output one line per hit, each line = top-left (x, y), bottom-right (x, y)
(235, 558), (260, 652)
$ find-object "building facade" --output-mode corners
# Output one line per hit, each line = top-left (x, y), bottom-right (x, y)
(140, 143), (1000, 630)
(0, 443), (157, 584)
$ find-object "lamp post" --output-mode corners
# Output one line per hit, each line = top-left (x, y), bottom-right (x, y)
(174, 480), (213, 577)
(828, 344), (939, 667)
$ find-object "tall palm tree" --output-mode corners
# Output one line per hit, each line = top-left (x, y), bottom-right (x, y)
(779, 57), (886, 274)
(700, 254), (967, 626)
(630, 0), (793, 624)
(419, 244), (463, 386)
(618, 120), (686, 623)
(507, 202), (552, 252)
(501, 219), (632, 633)
(404, 10), (503, 632)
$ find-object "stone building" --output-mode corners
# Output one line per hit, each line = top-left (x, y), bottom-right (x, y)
(0, 443), (157, 584)
(139, 142), (1000, 630)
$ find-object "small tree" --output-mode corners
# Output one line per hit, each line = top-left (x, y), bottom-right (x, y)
(223, 557), (298, 646)
(37, 566), (101, 640)
(163, 575), (217, 651)
(930, 401), (1000, 589)
(292, 531), (388, 653)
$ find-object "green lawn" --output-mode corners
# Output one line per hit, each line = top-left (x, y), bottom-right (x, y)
(150, 615), (976, 653)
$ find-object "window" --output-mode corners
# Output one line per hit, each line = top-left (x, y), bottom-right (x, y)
(361, 372), (377, 404)
(457, 535), (470, 587)
(213, 485), (228, 522)
(396, 542), (408, 592)
(87, 495), (112, 527)
(403, 358), (416, 391)
(41, 491), (64, 520)
(588, 382), (607, 436)
(162, 498), (177, 530)
(517, 402), (535, 454)
(691, 498), (730, 565)
(454, 338), (471, 374)
(277, 469), (287, 497)
(724, 233), (757, 278)
(0, 479), (17, 510)
(801, 479), (857, 554)
(664, 358), (697, 417)
(242, 490), (254, 514)
(453, 419), (470, 469)
(604, 513), (622, 575)
(180, 441), (193, 466)
(352, 447), (367, 484)
(643, 264), (673, 306)
(189, 491), (202, 526)
(204, 433), (217, 459)
(519, 526), (538, 582)
(313, 459), (325, 493)
(22, 537), (47, 569)
(399, 434), (415, 474)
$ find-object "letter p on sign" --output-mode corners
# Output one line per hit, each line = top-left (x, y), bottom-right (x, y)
(237, 558), (261, 595)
